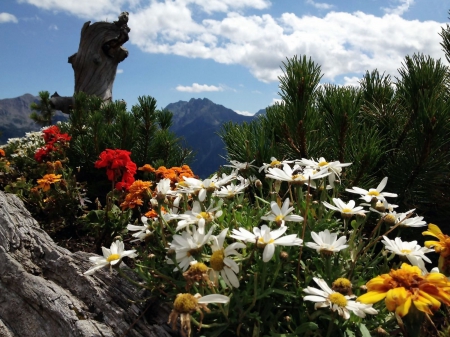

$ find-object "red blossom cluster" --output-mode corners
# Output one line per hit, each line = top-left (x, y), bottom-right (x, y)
(34, 126), (72, 163)
(94, 149), (137, 191)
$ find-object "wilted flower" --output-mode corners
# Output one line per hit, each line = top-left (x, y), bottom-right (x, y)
(168, 293), (229, 337)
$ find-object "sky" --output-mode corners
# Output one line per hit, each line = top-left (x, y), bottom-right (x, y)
(0, 0), (449, 116)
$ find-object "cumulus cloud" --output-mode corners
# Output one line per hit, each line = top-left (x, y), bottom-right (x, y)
(305, 0), (334, 10)
(176, 83), (223, 92)
(234, 110), (254, 116)
(0, 12), (18, 23)
(382, 0), (414, 16)
(116, 68), (124, 74)
(19, 0), (446, 86)
(342, 76), (361, 87)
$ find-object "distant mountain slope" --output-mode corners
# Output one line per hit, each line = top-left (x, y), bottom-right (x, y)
(0, 94), (68, 144)
(0, 94), (261, 178)
(166, 98), (254, 177)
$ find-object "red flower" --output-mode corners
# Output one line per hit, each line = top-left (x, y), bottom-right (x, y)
(95, 149), (137, 190)
(43, 125), (71, 145)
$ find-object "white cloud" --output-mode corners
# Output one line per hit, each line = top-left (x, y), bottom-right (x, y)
(382, 0), (414, 16)
(116, 68), (124, 74)
(18, 1), (446, 87)
(271, 98), (282, 105)
(0, 12), (18, 23)
(176, 83), (223, 92)
(342, 76), (361, 87)
(48, 24), (58, 30)
(305, 0), (334, 10)
(234, 110), (254, 116)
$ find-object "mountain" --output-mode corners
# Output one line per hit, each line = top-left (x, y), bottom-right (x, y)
(0, 94), (68, 144)
(0, 94), (260, 178)
(165, 98), (254, 177)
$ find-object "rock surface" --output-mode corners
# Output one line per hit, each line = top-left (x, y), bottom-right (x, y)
(0, 190), (178, 337)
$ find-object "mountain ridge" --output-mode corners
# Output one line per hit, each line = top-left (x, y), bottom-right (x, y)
(0, 94), (262, 177)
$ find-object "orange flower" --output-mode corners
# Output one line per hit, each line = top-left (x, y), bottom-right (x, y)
(423, 224), (450, 258)
(357, 263), (450, 316)
(120, 180), (152, 210)
(138, 164), (155, 173)
(37, 174), (62, 192)
(0, 149), (5, 157)
(145, 209), (158, 219)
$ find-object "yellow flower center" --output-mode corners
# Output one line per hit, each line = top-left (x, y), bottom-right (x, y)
(342, 208), (352, 213)
(210, 249), (225, 271)
(328, 292), (348, 307)
(189, 262), (209, 274)
(318, 161), (329, 167)
(270, 160), (281, 166)
(197, 212), (211, 221)
(258, 237), (274, 247)
(383, 214), (396, 225)
(333, 278), (352, 288)
(107, 254), (121, 262)
(292, 174), (305, 181)
(173, 293), (198, 313)
(368, 190), (380, 196)
(401, 249), (412, 254)
(275, 215), (284, 222)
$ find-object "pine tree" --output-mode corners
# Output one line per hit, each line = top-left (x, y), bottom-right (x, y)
(30, 91), (55, 127)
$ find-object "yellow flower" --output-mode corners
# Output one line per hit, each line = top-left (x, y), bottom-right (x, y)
(37, 174), (62, 192)
(357, 263), (450, 316)
(423, 224), (450, 258)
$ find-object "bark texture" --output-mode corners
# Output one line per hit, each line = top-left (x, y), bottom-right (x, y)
(50, 12), (130, 112)
(0, 190), (178, 337)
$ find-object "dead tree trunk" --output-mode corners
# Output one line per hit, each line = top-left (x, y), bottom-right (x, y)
(50, 12), (130, 114)
(0, 190), (179, 337)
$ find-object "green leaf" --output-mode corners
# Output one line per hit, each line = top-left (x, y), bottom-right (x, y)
(359, 323), (371, 337)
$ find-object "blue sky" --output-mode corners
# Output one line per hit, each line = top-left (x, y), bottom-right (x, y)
(0, 0), (448, 115)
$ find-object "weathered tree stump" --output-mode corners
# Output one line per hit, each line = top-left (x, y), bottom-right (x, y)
(0, 190), (178, 337)
(50, 12), (130, 114)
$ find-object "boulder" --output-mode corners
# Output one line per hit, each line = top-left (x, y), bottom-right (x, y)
(0, 190), (178, 337)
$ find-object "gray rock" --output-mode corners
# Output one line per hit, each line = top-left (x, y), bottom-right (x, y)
(0, 190), (178, 337)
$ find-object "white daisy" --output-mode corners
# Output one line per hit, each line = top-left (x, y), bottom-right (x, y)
(304, 277), (378, 319)
(176, 200), (223, 234)
(296, 157), (351, 187)
(259, 157), (294, 173)
(224, 160), (257, 172)
(261, 198), (304, 226)
(346, 177), (397, 204)
(214, 180), (249, 199)
(305, 229), (348, 254)
(178, 174), (235, 202)
(84, 240), (137, 275)
(167, 226), (215, 271)
(127, 216), (153, 242)
(209, 229), (246, 288)
(155, 178), (173, 199)
(266, 164), (330, 187)
(230, 224), (303, 262)
(381, 236), (433, 272)
(322, 198), (368, 218)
